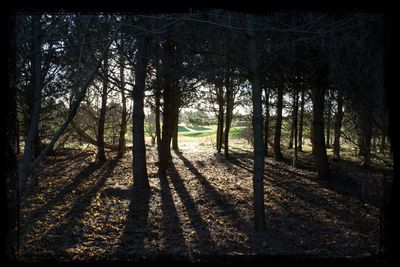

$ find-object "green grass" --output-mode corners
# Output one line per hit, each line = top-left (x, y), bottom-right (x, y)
(180, 131), (214, 138)
(187, 126), (212, 131)
(178, 125), (191, 132)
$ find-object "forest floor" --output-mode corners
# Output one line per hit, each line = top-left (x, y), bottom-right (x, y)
(17, 140), (392, 262)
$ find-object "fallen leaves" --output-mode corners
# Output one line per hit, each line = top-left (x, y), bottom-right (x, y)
(18, 147), (384, 261)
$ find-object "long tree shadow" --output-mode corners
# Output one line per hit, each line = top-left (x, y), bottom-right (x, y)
(115, 186), (151, 260)
(25, 160), (105, 223)
(167, 162), (218, 255)
(176, 151), (249, 231)
(158, 173), (189, 256)
(28, 160), (118, 255)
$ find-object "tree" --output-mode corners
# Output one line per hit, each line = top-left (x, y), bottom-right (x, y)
(117, 38), (128, 158)
(132, 35), (151, 190)
(311, 61), (331, 180)
(95, 49), (109, 163)
(247, 14), (266, 231)
(333, 89), (343, 160)
(273, 73), (285, 161)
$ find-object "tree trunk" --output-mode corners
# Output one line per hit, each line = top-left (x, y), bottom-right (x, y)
(326, 91), (332, 148)
(298, 89), (304, 152)
(117, 39), (127, 158)
(18, 14), (42, 194)
(273, 77), (285, 161)
(333, 89), (343, 160)
(96, 50), (108, 163)
(293, 89), (299, 167)
(311, 64), (331, 180)
(264, 86), (270, 157)
(155, 82), (161, 155)
(224, 73), (233, 158)
(132, 36), (150, 190)
(248, 15), (266, 232)
(359, 111), (372, 168)
(158, 39), (178, 175)
(288, 92), (296, 149)
(216, 83), (224, 153)
(172, 101), (179, 150)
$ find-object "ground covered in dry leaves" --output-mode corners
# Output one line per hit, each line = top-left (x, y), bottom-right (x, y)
(18, 144), (389, 262)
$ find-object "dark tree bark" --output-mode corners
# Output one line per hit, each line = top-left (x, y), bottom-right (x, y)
(333, 89), (343, 160)
(117, 39), (127, 158)
(273, 77), (285, 161)
(172, 97), (179, 150)
(326, 90), (332, 148)
(298, 89), (305, 152)
(288, 91), (296, 149)
(311, 64), (331, 180)
(292, 89), (299, 167)
(132, 36), (150, 190)
(216, 82), (224, 153)
(96, 50), (109, 163)
(19, 14), (43, 193)
(248, 15), (266, 231)
(224, 72), (234, 158)
(158, 39), (179, 175)
(155, 81), (161, 155)
(359, 110), (373, 168)
(264, 85), (270, 157)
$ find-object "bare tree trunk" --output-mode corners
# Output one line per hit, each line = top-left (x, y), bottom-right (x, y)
(264, 85), (270, 157)
(333, 89), (343, 160)
(155, 84), (161, 155)
(132, 36), (150, 190)
(18, 14), (42, 194)
(273, 77), (285, 161)
(158, 39), (178, 175)
(224, 73), (233, 158)
(96, 51), (108, 163)
(216, 83), (224, 153)
(288, 91), (296, 149)
(172, 101), (179, 150)
(117, 39), (127, 158)
(359, 111), (372, 168)
(326, 91), (332, 148)
(248, 15), (266, 232)
(312, 64), (331, 180)
(298, 89), (304, 152)
(293, 89), (299, 167)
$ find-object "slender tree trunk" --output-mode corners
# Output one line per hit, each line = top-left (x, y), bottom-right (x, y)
(380, 135), (386, 154)
(155, 84), (161, 155)
(117, 40), (127, 158)
(96, 51), (108, 163)
(264, 86), (270, 157)
(224, 73), (233, 158)
(298, 89), (304, 152)
(172, 101), (179, 150)
(159, 39), (178, 175)
(132, 36), (150, 190)
(333, 89), (343, 160)
(312, 64), (331, 180)
(326, 91), (332, 148)
(273, 77), (285, 161)
(18, 14), (42, 194)
(216, 83), (224, 153)
(288, 92), (296, 149)
(359, 110), (372, 168)
(248, 15), (266, 232)
(293, 89), (299, 167)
